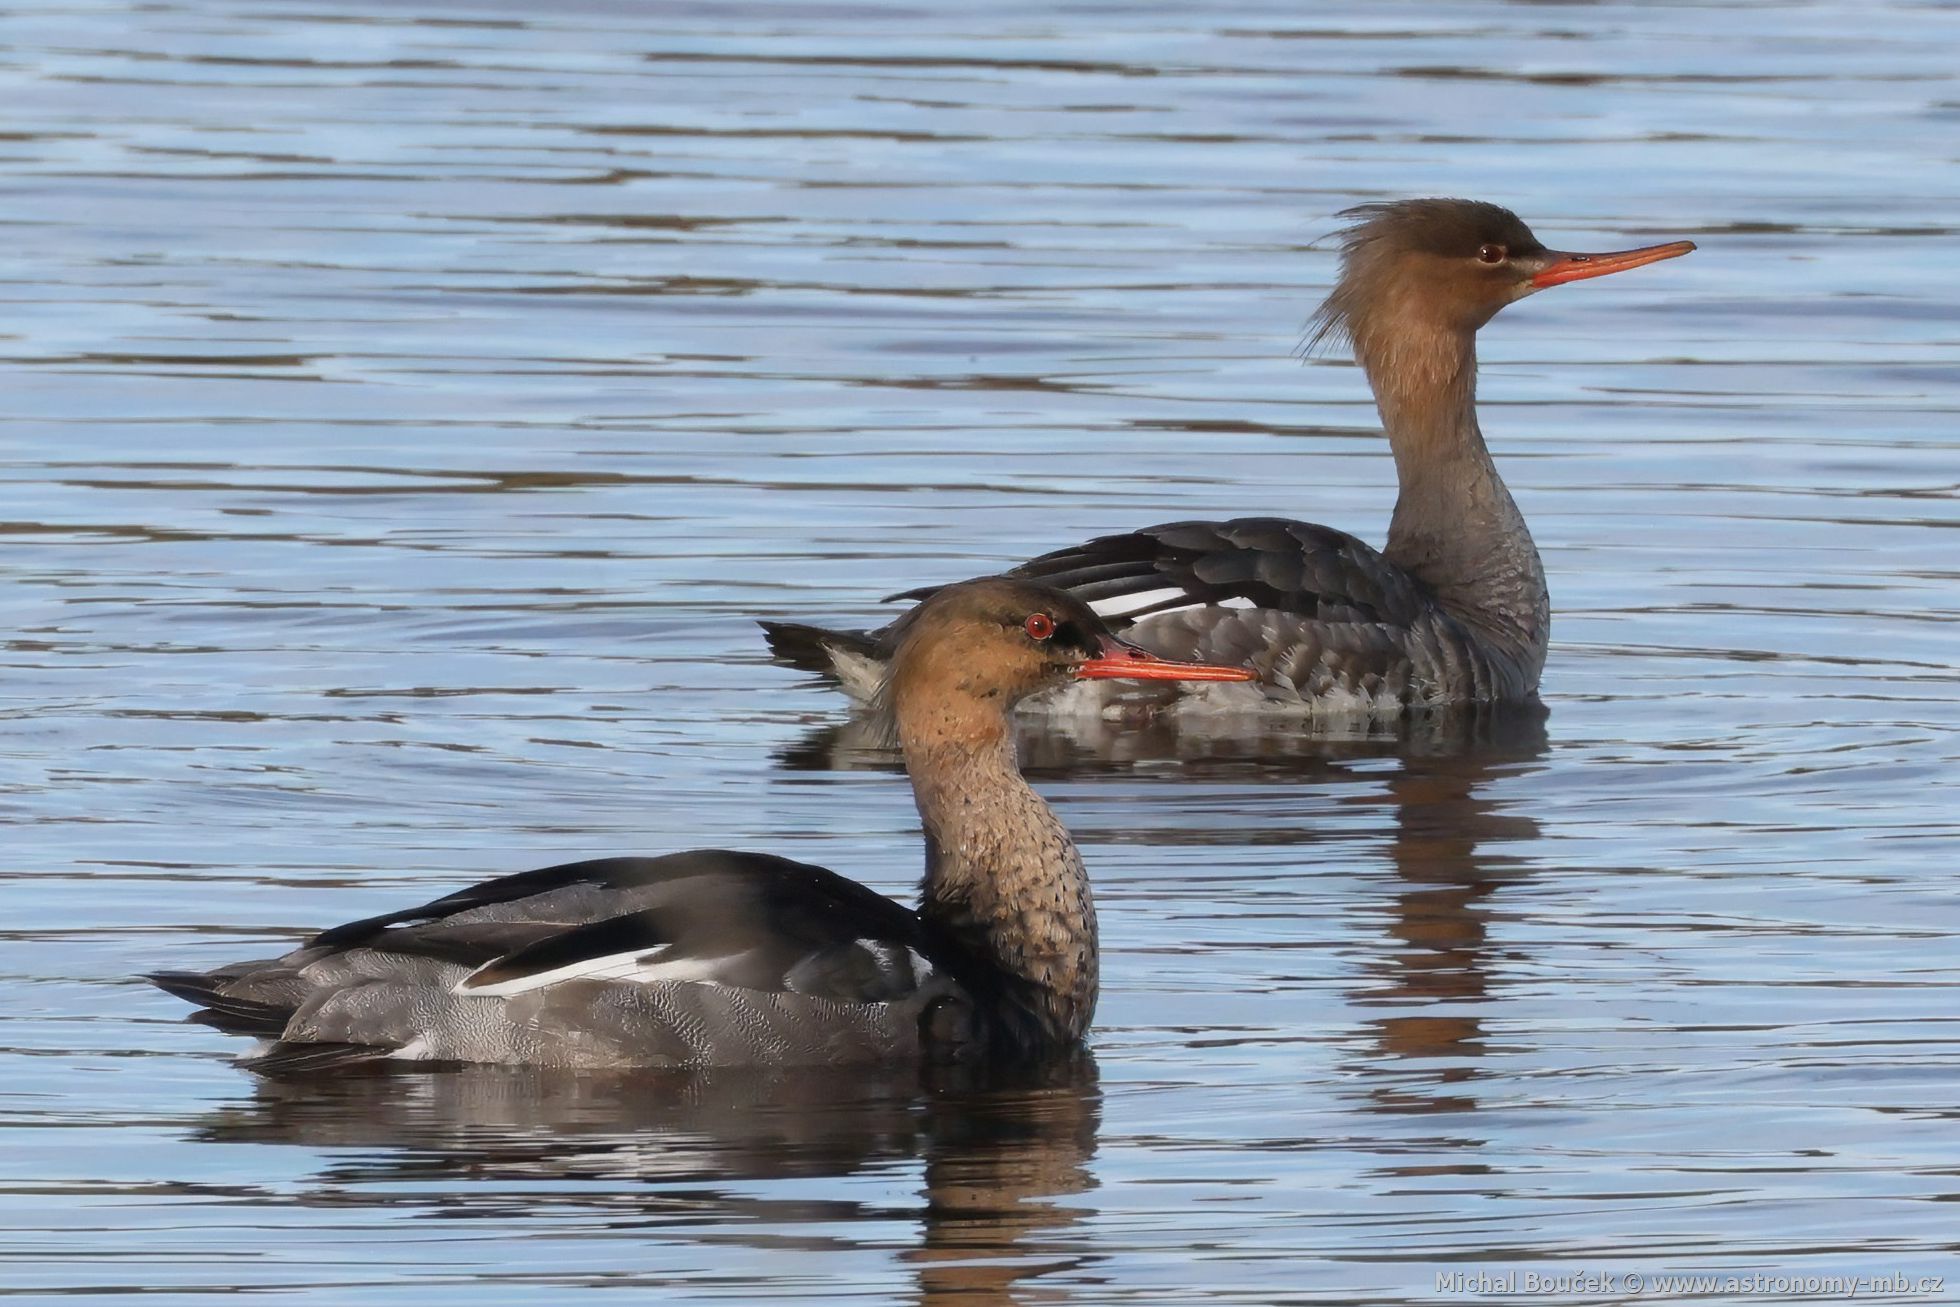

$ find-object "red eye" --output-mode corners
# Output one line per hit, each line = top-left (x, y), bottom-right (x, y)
(1477, 243), (1506, 264)
(1024, 612), (1055, 640)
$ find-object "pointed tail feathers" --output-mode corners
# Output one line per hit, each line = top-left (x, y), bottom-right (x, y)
(757, 620), (875, 676)
(145, 970), (295, 1035)
(243, 1040), (401, 1076)
(758, 620), (891, 704)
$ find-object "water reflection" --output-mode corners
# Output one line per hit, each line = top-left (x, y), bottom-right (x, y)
(191, 1057), (1099, 1306)
(12, 0), (1957, 1293)
(776, 700), (1550, 778)
(1351, 714), (1545, 1119)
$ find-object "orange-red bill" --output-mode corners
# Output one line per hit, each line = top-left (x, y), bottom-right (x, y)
(1076, 636), (1257, 683)
(1530, 239), (1696, 289)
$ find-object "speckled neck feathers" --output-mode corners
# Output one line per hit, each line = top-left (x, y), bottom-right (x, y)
(888, 661), (1097, 1057)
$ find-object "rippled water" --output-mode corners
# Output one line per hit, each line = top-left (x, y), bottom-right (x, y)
(4, 1), (1956, 1302)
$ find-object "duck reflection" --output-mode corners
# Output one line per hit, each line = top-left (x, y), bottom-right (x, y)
(905, 1057), (1101, 1305)
(776, 699), (1545, 779)
(1350, 705), (1546, 1117)
(189, 1054), (1099, 1304)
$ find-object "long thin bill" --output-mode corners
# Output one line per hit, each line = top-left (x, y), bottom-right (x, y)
(1076, 637), (1256, 683)
(1530, 239), (1696, 288)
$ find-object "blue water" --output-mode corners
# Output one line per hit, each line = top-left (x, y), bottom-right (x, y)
(2, 1), (1956, 1302)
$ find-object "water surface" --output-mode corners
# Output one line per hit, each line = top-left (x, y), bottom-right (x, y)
(2, 1), (1956, 1302)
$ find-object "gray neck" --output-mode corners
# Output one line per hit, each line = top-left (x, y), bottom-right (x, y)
(900, 715), (1097, 1053)
(1364, 324), (1549, 670)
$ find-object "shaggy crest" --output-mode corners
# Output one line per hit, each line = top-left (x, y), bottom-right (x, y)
(1303, 198), (1545, 359)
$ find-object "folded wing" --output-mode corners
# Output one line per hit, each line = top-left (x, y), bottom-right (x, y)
(149, 850), (957, 1071)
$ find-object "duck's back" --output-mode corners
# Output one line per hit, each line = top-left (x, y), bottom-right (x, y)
(1005, 517), (1540, 708)
(150, 850), (968, 1071)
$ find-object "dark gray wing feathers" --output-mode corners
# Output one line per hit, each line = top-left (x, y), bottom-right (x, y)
(152, 850), (941, 1060)
(759, 517), (1459, 705)
(1008, 517), (1433, 629)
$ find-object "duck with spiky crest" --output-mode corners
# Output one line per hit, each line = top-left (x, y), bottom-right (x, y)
(762, 199), (1693, 714)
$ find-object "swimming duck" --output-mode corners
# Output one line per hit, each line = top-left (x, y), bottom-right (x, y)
(763, 199), (1694, 713)
(147, 578), (1253, 1072)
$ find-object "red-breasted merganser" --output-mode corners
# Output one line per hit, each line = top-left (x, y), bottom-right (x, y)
(762, 199), (1694, 714)
(147, 579), (1253, 1072)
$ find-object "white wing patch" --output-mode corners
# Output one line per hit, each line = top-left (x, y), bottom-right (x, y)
(459, 946), (673, 997)
(1087, 587), (1197, 619)
(629, 952), (751, 985)
(458, 945), (762, 997)
(1090, 589), (1264, 618)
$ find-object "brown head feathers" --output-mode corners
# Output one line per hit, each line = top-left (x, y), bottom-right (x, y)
(1304, 198), (1551, 359)
(862, 578), (1112, 748)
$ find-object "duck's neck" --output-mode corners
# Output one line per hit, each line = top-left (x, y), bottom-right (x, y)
(897, 693), (1096, 1056)
(1362, 322), (1549, 670)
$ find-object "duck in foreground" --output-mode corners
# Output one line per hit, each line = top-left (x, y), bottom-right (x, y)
(147, 579), (1253, 1073)
(763, 199), (1694, 714)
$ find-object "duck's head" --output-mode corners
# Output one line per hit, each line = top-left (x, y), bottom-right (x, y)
(1306, 198), (1695, 357)
(883, 577), (1253, 715)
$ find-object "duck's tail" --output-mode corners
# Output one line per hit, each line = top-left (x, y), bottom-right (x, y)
(758, 620), (889, 703)
(144, 969), (295, 1035)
